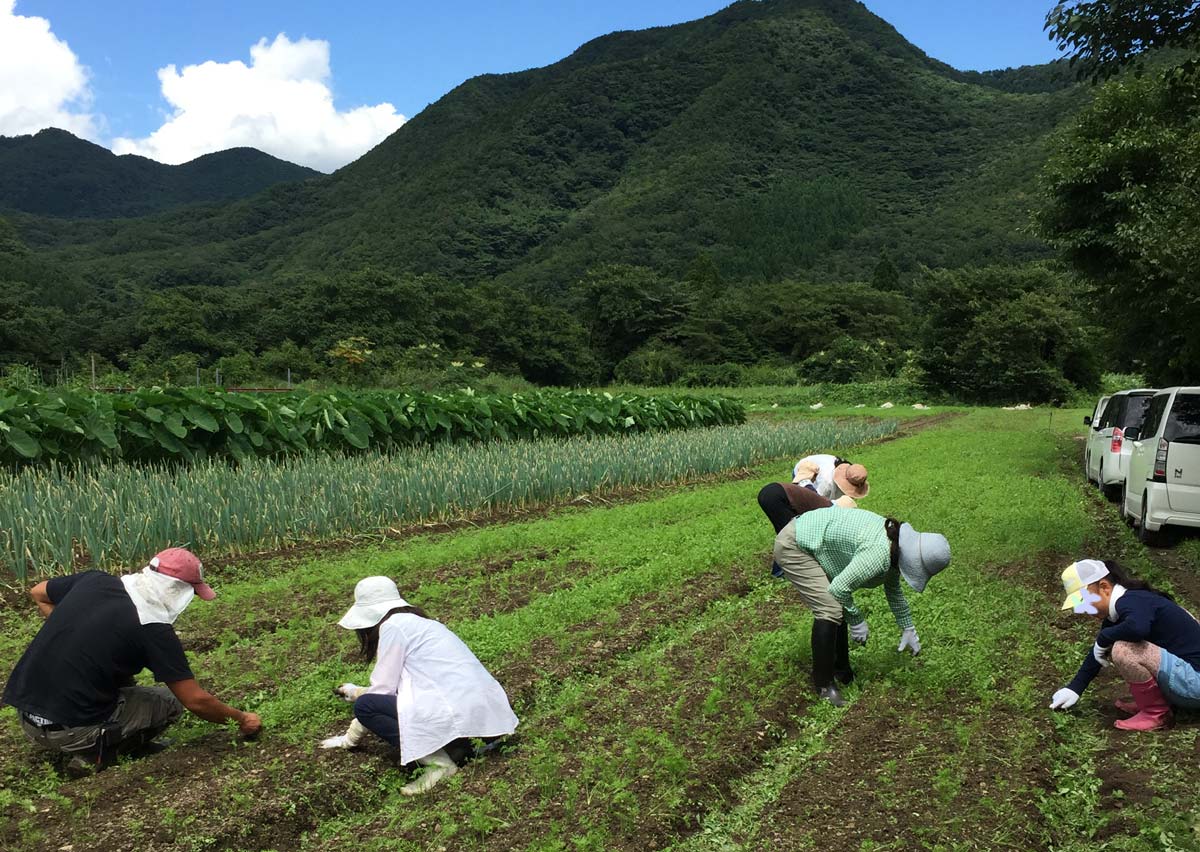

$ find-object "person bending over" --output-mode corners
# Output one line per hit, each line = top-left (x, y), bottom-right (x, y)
(774, 507), (950, 706)
(792, 453), (870, 504)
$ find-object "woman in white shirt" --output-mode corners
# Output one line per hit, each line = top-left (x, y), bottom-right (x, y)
(793, 453), (870, 504)
(319, 576), (519, 795)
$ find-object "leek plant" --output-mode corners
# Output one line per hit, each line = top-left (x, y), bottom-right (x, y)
(0, 418), (894, 580)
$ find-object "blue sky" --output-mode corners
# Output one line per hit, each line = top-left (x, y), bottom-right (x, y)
(4, 0), (1066, 170)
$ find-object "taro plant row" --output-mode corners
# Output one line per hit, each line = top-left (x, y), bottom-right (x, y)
(0, 417), (895, 580)
(0, 386), (745, 466)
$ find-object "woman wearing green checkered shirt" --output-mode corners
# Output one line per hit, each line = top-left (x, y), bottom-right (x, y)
(773, 507), (951, 707)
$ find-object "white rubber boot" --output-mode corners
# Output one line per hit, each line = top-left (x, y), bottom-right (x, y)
(400, 748), (458, 796)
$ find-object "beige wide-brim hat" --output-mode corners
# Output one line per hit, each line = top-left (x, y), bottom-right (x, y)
(338, 576), (409, 630)
(833, 463), (870, 499)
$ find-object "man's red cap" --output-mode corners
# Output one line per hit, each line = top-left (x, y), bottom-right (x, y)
(150, 548), (215, 600)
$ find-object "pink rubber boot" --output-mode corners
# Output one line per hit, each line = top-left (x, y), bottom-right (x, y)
(1113, 677), (1172, 731)
(1114, 696), (1137, 714)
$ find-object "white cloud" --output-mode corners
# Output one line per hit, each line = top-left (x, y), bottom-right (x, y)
(0, 0), (98, 138)
(113, 34), (406, 173)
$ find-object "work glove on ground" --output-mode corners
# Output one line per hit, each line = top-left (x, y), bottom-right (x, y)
(320, 719), (367, 749)
(897, 627), (921, 656)
(1050, 688), (1080, 710)
(849, 621), (869, 646)
(333, 683), (364, 702)
(1093, 642), (1112, 668)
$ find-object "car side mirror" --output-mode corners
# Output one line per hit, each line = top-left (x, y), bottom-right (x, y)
(1083, 416), (1092, 426)
(1125, 428), (1140, 442)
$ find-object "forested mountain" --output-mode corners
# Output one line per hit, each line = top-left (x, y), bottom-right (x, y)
(1, 0), (1098, 396)
(0, 129), (319, 218)
(22, 0), (1081, 283)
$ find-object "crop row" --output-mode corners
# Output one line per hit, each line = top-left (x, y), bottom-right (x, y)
(0, 386), (745, 465)
(0, 417), (896, 580)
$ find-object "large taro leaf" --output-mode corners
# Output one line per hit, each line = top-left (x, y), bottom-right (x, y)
(81, 410), (119, 449)
(184, 404), (220, 432)
(1, 422), (40, 458)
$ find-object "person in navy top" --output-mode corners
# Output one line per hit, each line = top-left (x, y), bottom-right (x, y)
(1050, 559), (1200, 731)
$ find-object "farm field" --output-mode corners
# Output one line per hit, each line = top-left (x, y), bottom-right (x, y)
(1, 409), (1198, 851)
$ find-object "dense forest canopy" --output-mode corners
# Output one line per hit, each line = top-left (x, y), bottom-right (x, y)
(0, 129), (319, 219)
(6, 0), (1182, 400)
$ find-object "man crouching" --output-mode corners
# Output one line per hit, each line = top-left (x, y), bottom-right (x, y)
(2, 548), (262, 775)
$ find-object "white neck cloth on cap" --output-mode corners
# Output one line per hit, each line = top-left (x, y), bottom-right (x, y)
(121, 567), (195, 625)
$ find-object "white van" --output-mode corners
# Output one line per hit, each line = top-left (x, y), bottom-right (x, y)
(1084, 389), (1157, 500)
(1082, 395), (1110, 483)
(1123, 387), (1200, 544)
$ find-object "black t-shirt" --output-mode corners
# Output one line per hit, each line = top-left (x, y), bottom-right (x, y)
(3, 571), (194, 726)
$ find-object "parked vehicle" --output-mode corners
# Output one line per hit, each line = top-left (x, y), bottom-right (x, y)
(1123, 387), (1200, 544)
(1082, 395), (1110, 484)
(1084, 389), (1157, 500)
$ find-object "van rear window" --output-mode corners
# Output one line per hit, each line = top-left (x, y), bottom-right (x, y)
(1119, 394), (1153, 429)
(1165, 394), (1200, 442)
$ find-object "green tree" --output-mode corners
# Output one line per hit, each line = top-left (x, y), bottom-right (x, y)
(1046, 1), (1200, 79)
(1038, 69), (1199, 383)
(573, 265), (692, 367)
(915, 265), (1100, 403)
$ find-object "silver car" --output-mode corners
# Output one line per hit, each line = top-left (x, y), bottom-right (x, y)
(1123, 387), (1200, 545)
(1084, 389), (1157, 501)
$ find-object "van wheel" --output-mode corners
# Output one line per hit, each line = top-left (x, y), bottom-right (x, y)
(1096, 462), (1106, 494)
(1085, 453), (1093, 484)
(1138, 498), (1161, 547)
(1120, 484), (1134, 524)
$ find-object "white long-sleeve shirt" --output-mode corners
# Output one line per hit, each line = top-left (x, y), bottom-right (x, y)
(794, 453), (845, 501)
(364, 613), (519, 763)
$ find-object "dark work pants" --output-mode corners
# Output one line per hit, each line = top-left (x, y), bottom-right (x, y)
(758, 483), (796, 533)
(758, 483), (794, 578)
(353, 693), (496, 766)
(353, 693), (401, 748)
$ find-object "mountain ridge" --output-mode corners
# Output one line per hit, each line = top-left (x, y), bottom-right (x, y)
(17, 0), (1083, 289)
(0, 128), (320, 219)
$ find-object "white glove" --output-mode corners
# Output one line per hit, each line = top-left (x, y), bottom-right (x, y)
(334, 682), (364, 702)
(320, 719), (367, 749)
(897, 627), (921, 656)
(1093, 642), (1112, 667)
(849, 621), (869, 646)
(1050, 688), (1080, 710)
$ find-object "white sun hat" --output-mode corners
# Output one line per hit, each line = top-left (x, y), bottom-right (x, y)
(337, 576), (409, 630)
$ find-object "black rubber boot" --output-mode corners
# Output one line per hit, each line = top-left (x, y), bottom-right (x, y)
(811, 619), (846, 707)
(834, 621), (854, 685)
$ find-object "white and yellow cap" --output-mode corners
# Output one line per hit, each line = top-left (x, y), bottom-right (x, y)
(1060, 559), (1109, 611)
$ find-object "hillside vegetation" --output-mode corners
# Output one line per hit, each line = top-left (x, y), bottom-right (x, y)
(0, 129), (318, 219)
(1, 0), (1098, 398)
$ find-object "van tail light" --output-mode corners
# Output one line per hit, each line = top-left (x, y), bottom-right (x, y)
(1152, 438), (1169, 482)
(1111, 427), (1124, 453)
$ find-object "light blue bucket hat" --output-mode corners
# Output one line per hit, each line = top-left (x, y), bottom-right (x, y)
(897, 524), (951, 592)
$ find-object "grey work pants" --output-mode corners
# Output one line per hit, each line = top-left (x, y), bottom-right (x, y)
(774, 519), (844, 623)
(18, 686), (184, 756)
